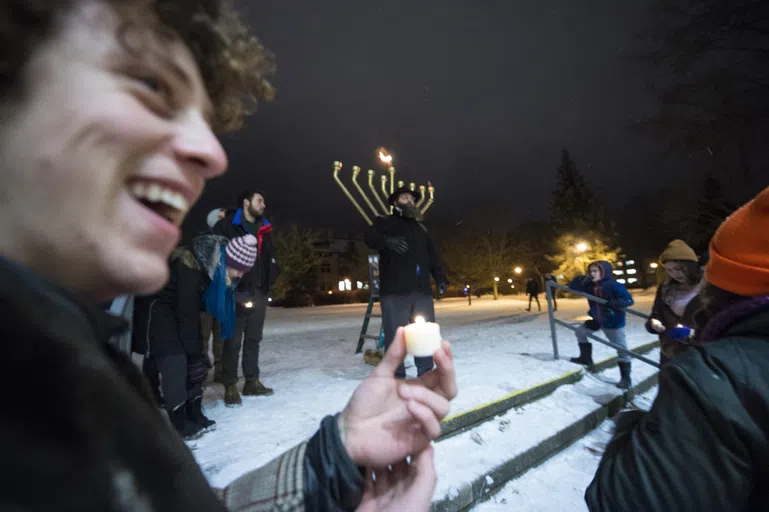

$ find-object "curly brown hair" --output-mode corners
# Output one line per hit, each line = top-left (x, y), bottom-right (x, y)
(0, 0), (275, 132)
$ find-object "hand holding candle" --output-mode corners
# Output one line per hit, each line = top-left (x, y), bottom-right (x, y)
(403, 316), (442, 357)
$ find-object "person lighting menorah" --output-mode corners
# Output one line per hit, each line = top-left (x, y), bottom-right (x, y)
(364, 186), (449, 378)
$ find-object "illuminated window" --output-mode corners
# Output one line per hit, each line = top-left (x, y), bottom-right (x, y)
(613, 270), (624, 275)
(626, 260), (635, 265)
(617, 279), (627, 284)
(626, 269), (637, 275)
(628, 278), (638, 284)
(338, 281), (345, 291)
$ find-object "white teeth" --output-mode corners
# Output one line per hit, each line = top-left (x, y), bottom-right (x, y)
(129, 181), (190, 215)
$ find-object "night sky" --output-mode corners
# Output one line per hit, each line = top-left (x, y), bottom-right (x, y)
(186, 0), (665, 239)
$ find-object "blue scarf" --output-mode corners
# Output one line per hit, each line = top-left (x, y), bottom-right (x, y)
(203, 246), (236, 339)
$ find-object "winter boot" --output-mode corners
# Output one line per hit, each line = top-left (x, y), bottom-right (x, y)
(224, 384), (242, 406)
(187, 396), (216, 429)
(569, 343), (594, 366)
(243, 379), (274, 396)
(169, 403), (204, 440)
(617, 362), (632, 390)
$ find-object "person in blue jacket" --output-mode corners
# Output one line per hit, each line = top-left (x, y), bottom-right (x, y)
(569, 260), (635, 389)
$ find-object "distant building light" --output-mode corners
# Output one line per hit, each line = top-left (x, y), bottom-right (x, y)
(616, 262), (624, 267)
(613, 270), (624, 275)
(617, 279), (627, 284)
(356, 281), (363, 289)
(267, 298), (272, 302)
(626, 260), (635, 265)
(628, 278), (638, 284)
(627, 269), (637, 275)
(328, 290), (333, 295)
(338, 281), (345, 291)
(650, 262), (659, 269)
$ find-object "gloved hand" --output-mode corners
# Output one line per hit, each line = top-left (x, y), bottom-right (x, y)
(578, 275), (593, 287)
(384, 236), (409, 255)
(437, 282), (448, 298)
(667, 325), (693, 341)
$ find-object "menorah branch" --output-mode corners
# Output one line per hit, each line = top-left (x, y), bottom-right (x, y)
(333, 161), (373, 225)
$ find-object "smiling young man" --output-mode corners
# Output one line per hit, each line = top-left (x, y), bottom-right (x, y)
(0, 1), (458, 510)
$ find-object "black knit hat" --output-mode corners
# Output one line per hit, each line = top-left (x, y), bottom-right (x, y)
(388, 185), (421, 206)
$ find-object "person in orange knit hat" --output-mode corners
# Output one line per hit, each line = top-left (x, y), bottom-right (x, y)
(585, 186), (769, 511)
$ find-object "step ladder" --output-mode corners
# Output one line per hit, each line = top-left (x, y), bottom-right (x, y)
(356, 254), (384, 354)
(355, 294), (384, 354)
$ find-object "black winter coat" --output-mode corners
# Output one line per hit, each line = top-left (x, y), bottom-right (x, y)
(585, 297), (769, 511)
(526, 279), (541, 295)
(364, 213), (447, 297)
(213, 209), (279, 297)
(0, 255), (366, 511)
(133, 235), (225, 358)
(644, 281), (702, 359)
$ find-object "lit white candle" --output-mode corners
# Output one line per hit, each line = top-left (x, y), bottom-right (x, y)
(403, 316), (442, 357)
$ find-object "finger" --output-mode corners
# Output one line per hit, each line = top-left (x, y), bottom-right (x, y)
(364, 467), (375, 493)
(399, 383), (451, 419)
(391, 458), (409, 480)
(410, 445), (437, 489)
(373, 466), (391, 494)
(431, 341), (458, 400)
(374, 328), (406, 377)
(407, 399), (443, 439)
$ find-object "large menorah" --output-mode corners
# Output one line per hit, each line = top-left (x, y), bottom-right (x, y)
(332, 160), (435, 224)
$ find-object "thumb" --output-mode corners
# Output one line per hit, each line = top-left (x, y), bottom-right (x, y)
(374, 327), (407, 377)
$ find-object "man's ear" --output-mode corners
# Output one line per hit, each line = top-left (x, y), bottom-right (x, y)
(243, 198), (249, 210)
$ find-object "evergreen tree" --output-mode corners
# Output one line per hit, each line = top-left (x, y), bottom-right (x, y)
(271, 224), (320, 305)
(549, 149), (601, 234)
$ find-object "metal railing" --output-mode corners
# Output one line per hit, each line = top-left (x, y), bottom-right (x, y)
(545, 281), (660, 369)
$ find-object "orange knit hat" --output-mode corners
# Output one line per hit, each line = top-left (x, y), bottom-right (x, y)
(706, 186), (769, 296)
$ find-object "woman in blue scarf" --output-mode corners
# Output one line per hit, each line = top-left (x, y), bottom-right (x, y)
(133, 234), (257, 439)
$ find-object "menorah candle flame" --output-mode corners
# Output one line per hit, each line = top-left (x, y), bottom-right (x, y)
(403, 315), (442, 357)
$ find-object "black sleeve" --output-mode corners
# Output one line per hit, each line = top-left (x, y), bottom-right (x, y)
(174, 261), (204, 355)
(364, 217), (388, 252)
(585, 347), (757, 512)
(645, 285), (665, 334)
(303, 415), (364, 511)
(427, 235), (447, 285)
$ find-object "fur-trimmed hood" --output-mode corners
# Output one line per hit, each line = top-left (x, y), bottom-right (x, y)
(170, 235), (229, 280)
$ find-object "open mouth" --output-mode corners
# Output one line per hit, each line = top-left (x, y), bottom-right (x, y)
(128, 180), (190, 226)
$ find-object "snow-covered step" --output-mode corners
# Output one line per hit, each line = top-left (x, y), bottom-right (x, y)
(431, 350), (660, 512)
(438, 340), (659, 441)
(471, 386), (659, 511)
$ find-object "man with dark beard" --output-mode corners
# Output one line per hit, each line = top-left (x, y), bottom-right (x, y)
(214, 190), (279, 404)
(364, 186), (448, 378)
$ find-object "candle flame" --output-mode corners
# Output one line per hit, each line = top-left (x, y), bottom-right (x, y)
(414, 316), (425, 324)
(378, 151), (392, 164)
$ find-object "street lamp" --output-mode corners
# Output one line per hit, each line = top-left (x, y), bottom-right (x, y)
(494, 276), (500, 282)
(507, 278), (513, 283)
(514, 266), (522, 274)
(575, 242), (589, 253)
(650, 262), (659, 269)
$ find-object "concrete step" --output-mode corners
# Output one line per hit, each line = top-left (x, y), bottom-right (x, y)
(431, 348), (660, 511)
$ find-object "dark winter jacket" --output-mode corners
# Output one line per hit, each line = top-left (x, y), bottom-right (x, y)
(364, 212), (447, 296)
(0, 255), (365, 511)
(214, 209), (279, 297)
(526, 278), (541, 296)
(645, 281), (702, 359)
(569, 261), (634, 329)
(133, 235), (228, 358)
(585, 295), (769, 511)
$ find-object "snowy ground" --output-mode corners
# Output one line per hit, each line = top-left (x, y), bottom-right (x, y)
(192, 291), (656, 490)
(471, 386), (659, 512)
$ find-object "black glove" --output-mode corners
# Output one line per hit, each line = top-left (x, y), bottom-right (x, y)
(584, 319), (600, 331)
(437, 282), (448, 298)
(384, 236), (409, 255)
(578, 275), (594, 287)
